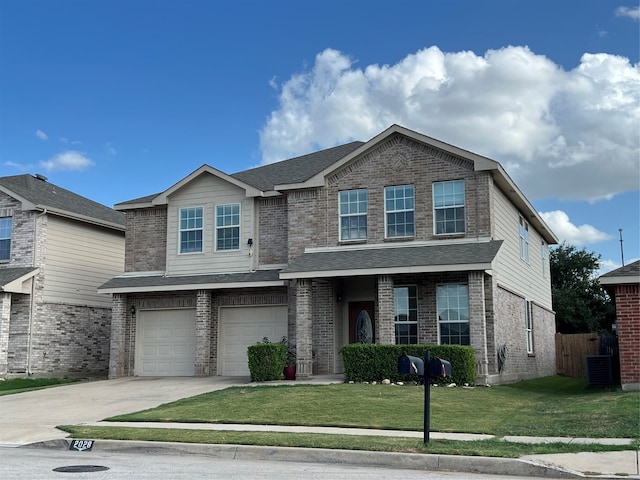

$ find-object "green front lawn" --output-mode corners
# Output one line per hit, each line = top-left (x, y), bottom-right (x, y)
(0, 378), (78, 396)
(105, 376), (638, 439)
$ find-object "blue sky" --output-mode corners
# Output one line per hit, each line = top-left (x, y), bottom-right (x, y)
(1, 0), (638, 274)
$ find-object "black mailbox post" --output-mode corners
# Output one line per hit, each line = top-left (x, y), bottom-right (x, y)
(398, 351), (452, 444)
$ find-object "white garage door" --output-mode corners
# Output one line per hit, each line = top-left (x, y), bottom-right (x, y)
(219, 305), (288, 376)
(136, 309), (196, 376)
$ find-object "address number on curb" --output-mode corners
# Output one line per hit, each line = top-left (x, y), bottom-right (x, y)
(69, 440), (94, 452)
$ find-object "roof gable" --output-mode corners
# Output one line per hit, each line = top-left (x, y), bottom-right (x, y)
(0, 174), (125, 229)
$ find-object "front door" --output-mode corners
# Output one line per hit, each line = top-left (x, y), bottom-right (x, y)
(349, 301), (375, 344)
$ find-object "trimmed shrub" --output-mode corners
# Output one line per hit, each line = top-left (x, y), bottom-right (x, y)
(341, 344), (476, 385)
(247, 340), (287, 382)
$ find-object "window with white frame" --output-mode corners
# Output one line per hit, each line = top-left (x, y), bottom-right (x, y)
(541, 240), (547, 277)
(339, 189), (367, 241)
(216, 203), (240, 251)
(179, 207), (203, 254)
(0, 216), (12, 261)
(433, 180), (465, 234)
(385, 185), (415, 238)
(437, 284), (470, 345)
(394, 286), (418, 344)
(519, 216), (530, 262)
(525, 300), (534, 354)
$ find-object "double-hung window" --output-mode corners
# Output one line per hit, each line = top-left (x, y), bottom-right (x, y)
(339, 189), (367, 241)
(433, 180), (465, 234)
(519, 216), (530, 262)
(216, 203), (240, 251)
(385, 185), (414, 238)
(437, 284), (470, 345)
(525, 300), (534, 354)
(179, 207), (203, 254)
(0, 217), (12, 261)
(394, 286), (418, 344)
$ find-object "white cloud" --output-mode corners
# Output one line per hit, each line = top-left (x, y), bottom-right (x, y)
(540, 210), (612, 245)
(260, 46), (639, 202)
(40, 151), (94, 171)
(106, 142), (117, 155)
(35, 129), (48, 140)
(615, 6), (640, 20)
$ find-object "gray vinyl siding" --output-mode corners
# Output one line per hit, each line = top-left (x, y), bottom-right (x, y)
(492, 185), (552, 308)
(165, 174), (255, 275)
(44, 216), (125, 307)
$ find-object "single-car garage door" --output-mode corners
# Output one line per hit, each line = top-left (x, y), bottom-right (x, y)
(219, 305), (287, 376)
(136, 309), (196, 376)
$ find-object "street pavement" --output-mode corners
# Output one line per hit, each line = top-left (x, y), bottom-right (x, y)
(1, 375), (638, 478)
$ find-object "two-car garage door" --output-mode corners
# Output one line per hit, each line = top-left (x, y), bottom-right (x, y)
(136, 305), (287, 377)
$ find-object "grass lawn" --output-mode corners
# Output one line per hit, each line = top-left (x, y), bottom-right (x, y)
(0, 378), (78, 396)
(60, 376), (639, 457)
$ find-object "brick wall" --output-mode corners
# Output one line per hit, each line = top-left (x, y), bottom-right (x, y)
(0, 194), (34, 267)
(614, 284), (640, 390)
(124, 206), (167, 272)
(258, 197), (288, 265)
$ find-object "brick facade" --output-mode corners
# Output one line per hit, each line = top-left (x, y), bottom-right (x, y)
(124, 206), (167, 272)
(614, 284), (639, 390)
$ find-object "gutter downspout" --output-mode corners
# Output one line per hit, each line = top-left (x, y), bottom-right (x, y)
(27, 207), (47, 375)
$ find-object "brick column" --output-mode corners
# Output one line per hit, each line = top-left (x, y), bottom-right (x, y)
(376, 275), (395, 344)
(296, 279), (313, 377)
(0, 292), (11, 375)
(469, 271), (489, 382)
(615, 284), (640, 391)
(109, 293), (127, 378)
(195, 290), (211, 376)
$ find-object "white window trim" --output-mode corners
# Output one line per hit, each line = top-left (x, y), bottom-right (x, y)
(433, 180), (466, 235)
(393, 285), (418, 344)
(215, 203), (241, 252)
(178, 206), (204, 255)
(436, 283), (470, 345)
(519, 216), (530, 263)
(338, 189), (368, 242)
(384, 185), (415, 239)
(525, 300), (534, 354)
(541, 240), (547, 278)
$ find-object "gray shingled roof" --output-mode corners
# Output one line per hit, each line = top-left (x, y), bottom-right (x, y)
(0, 174), (125, 227)
(99, 269), (283, 292)
(0, 267), (38, 291)
(600, 260), (640, 283)
(231, 141), (365, 191)
(281, 241), (503, 277)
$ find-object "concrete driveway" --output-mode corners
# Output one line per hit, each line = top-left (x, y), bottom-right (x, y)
(0, 376), (249, 446)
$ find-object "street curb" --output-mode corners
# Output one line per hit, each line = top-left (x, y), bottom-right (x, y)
(23, 439), (582, 478)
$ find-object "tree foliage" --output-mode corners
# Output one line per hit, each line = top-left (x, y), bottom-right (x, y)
(550, 243), (615, 334)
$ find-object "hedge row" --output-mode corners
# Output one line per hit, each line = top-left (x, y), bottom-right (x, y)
(341, 344), (476, 385)
(247, 341), (287, 381)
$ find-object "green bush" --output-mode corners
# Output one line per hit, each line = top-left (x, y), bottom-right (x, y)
(247, 339), (287, 382)
(341, 344), (476, 385)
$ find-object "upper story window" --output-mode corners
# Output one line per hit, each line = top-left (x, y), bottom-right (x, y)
(541, 240), (547, 277)
(0, 216), (12, 261)
(437, 284), (470, 345)
(433, 180), (465, 235)
(394, 286), (418, 344)
(179, 207), (203, 254)
(339, 189), (368, 241)
(519, 216), (530, 262)
(216, 203), (240, 251)
(385, 185), (414, 238)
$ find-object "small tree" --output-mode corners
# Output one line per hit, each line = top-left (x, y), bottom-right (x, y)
(550, 242), (615, 334)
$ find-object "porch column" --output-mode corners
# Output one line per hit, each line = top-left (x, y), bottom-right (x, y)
(296, 279), (313, 377)
(468, 271), (489, 382)
(195, 290), (211, 376)
(108, 293), (127, 378)
(376, 275), (395, 344)
(0, 292), (11, 375)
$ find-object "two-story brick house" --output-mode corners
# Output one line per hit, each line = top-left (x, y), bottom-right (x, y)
(0, 174), (125, 377)
(100, 125), (558, 384)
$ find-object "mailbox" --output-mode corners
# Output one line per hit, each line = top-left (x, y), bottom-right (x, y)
(428, 358), (452, 378)
(398, 355), (424, 376)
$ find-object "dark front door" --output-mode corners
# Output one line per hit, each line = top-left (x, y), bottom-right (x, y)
(349, 301), (375, 344)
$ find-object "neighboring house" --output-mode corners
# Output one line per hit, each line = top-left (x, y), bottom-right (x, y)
(100, 125), (558, 384)
(600, 260), (640, 391)
(0, 174), (125, 377)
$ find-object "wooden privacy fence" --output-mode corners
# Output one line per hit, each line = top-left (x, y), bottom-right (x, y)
(556, 333), (599, 377)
